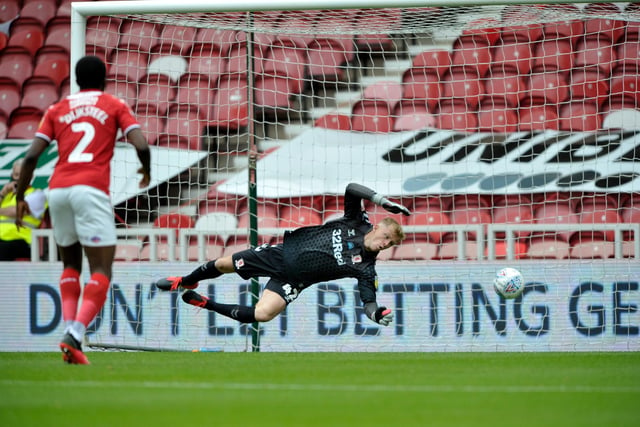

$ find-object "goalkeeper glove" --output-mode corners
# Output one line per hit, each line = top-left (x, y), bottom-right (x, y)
(372, 193), (410, 216)
(373, 307), (393, 326)
(381, 199), (411, 216)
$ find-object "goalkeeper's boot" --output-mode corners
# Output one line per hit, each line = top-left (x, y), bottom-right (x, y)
(155, 276), (198, 291)
(182, 290), (212, 309)
(59, 333), (90, 365)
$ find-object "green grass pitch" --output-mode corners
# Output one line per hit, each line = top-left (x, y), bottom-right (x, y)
(1, 352), (638, 427)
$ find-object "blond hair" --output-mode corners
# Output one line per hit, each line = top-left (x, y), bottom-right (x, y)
(379, 217), (406, 244)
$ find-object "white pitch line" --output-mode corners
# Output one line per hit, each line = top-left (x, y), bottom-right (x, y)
(1, 380), (638, 393)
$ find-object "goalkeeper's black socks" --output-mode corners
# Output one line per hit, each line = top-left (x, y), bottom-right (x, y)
(181, 260), (223, 287)
(182, 290), (257, 323)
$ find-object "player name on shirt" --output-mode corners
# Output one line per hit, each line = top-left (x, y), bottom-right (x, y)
(59, 105), (109, 125)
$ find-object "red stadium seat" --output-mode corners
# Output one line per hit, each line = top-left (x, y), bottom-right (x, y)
(401, 68), (441, 110)
(477, 101), (519, 133)
(35, 45), (68, 66)
(517, 105), (559, 131)
(32, 59), (69, 87)
(441, 69), (484, 109)
(209, 75), (249, 129)
(107, 50), (149, 83)
(492, 204), (534, 239)
(118, 20), (161, 52)
(578, 193), (619, 211)
(254, 75), (295, 110)
(135, 75), (177, 116)
(490, 39), (534, 75)
(186, 48), (227, 86)
(314, 113), (352, 131)
(351, 100), (394, 133)
(542, 18), (583, 45)
(192, 28), (239, 56)
(44, 18), (71, 53)
(173, 76), (216, 120)
(105, 80), (138, 108)
(362, 81), (403, 112)
(569, 68), (609, 106)
(569, 235), (614, 259)
(392, 102), (437, 132)
(526, 71), (569, 105)
(0, 80), (21, 119)
(448, 204), (491, 240)
(533, 201), (579, 242)
(20, 78), (59, 113)
(237, 203), (279, 241)
(450, 36), (492, 77)
(135, 111), (163, 146)
(0, 51), (34, 88)
(392, 238), (438, 260)
(158, 108), (205, 150)
(155, 25), (197, 55)
(574, 38), (615, 75)
(461, 18), (501, 45)
(262, 43), (307, 94)
(578, 204), (622, 242)
(437, 234), (481, 260)
(227, 44), (264, 76)
(411, 49), (451, 78)
(278, 205), (323, 228)
(436, 101), (478, 132)
(0, 0), (20, 23)
(609, 68), (640, 105)
(583, 18), (625, 43)
(559, 102), (602, 132)
(114, 240), (143, 262)
(532, 39), (573, 72)
(153, 213), (195, 241)
(7, 115), (41, 139)
(526, 236), (570, 259)
(483, 69), (526, 107)
(615, 40), (640, 70)
(407, 205), (449, 243)
(307, 38), (350, 82)
(7, 29), (44, 56)
(86, 18), (121, 59)
(16, 0), (57, 29)
(490, 240), (528, 260)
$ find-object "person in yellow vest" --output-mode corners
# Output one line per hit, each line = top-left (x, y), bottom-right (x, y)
(0, 159), (47, 260)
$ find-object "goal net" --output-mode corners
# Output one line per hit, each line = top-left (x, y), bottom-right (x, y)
(68, 0), (640, 352)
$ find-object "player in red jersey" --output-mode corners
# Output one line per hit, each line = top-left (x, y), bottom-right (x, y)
(15, 56), (151, 365)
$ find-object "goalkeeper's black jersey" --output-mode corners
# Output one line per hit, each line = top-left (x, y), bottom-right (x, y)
(282, 190), (379, 304)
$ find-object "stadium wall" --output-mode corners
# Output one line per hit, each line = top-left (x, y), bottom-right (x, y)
(1, 261), (637, 352)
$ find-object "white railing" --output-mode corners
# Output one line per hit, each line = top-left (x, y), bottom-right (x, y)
(29, 223), (639, 262)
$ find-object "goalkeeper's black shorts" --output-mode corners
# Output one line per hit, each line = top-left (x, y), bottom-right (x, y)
(231, 243), (303, 304)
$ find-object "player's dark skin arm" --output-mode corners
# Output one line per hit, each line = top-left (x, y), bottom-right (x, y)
(15, 138), (48, 228)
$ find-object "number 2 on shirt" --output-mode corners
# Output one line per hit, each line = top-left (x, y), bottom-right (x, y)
(68, 122), (96, 163)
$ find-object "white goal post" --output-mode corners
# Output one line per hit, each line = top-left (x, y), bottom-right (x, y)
(58, 0), (640, 353)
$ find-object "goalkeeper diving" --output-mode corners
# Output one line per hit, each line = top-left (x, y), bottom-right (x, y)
(156, 183), (409, 326)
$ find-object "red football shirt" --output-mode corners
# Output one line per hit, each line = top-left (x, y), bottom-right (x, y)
(36, 90), (141, 195)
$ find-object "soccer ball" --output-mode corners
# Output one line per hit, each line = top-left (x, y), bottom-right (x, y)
(493, 267), (524, 299)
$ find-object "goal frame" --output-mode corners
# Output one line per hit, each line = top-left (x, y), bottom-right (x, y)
(65, 0), (638, 353)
